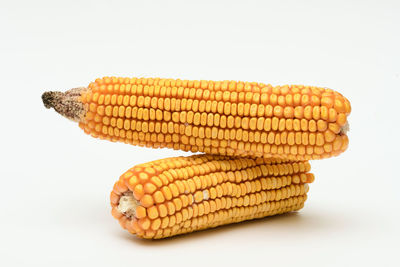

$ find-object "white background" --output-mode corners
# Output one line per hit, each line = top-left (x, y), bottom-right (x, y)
(0, 0), (399, 266)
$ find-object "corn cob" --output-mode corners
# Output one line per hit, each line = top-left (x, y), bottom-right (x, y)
(110, 154), (314, 239)
(42, 77), (350, 161)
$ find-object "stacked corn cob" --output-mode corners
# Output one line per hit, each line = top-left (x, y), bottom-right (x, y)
(43, 77), (350, 239)
(111, 155), (314, 239)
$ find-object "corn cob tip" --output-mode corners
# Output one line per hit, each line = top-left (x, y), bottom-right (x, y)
(42, 91), (56, 109)
(42, 87), (88, 122)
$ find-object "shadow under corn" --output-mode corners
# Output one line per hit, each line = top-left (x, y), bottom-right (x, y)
(117, 210), (332, 246)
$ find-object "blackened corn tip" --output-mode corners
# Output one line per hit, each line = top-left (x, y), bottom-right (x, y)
(42, 91), (57, 109)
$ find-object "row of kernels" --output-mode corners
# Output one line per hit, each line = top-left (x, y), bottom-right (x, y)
(95, 77), (327, 97)
(94, 113), (339, 141)
(231, 141), (341, 158)
(144, 160), (307, 189)
(94, 78), (264, 93)
(99, 127), (345, 158)
(90, 94), (345, 122)
(137, 191), (307, 233)
(94, 123), (347, 159)
(134, 195), (307, 237)
(149, 202), (303, 238)
(89, 119), (343, 151)
(93, 77), (310, 95)
(97, 119), (335, 149)
(93, 125), (347, 158)
(162, 163), (223, 180)
(291, 173), (315, 184)
(136, 182), (307, 222)
(90, 80), (347, 110)
(119, 158), (308, 192)
(205, 159), (243, 172)
(259, 175), (301, 189)
(206, 181), (308, 200)
(216, 158), (264, 171)
(97, 118), (336, 146)
(151, 167), (308, 196)
(255, 157), (289, 165)
(231, 143), (339, 159)
(118, 192), (304, 235)
(88, 124), (348, 160)
(146, 202), (303, 238)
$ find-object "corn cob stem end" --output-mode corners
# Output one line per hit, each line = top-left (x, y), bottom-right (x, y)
(341, 122), (349, 135)
(117, 192), (139, 218)
(42, 87), (88, 122)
